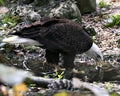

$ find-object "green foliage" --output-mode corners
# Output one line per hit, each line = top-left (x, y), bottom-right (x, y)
(0, 14), (19, 31)
(0, 0), (18, 5)
(104, 14), (120, 27)
(98, 0), (109, 8)
(0, 0), (5, 6)
(44, 71), (64, 79)
(2, 14), (18, 27)
(24, 46), (39, 52)
(110, 92), (120, 96)
(83, 26), (97, 36)
(55, 71), (64, 79)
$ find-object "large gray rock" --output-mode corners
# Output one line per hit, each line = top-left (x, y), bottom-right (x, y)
(10, 0), (81, 22)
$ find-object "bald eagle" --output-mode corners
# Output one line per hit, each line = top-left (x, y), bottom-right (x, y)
(3, 18), (103, 70)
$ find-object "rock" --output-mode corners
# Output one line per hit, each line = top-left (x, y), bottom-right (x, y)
(0, 7), (9, 14)
(48, 0), (81, 21)
(83, 25), (97, 36)
(76, 0), (96, 14)
(9, 0), (81, 22)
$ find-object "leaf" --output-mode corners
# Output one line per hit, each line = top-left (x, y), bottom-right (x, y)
(99, 0), (109, 8)
(0, 0), (5, 6)
(54, 91), (67, 96)
(104, 14), (120, 27)
(13, 83), (28, 96)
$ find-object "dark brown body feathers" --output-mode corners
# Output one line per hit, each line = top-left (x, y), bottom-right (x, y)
(13, 18), (93, 52)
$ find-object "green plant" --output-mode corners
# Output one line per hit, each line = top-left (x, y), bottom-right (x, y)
(105, 14), (120, 27)
(44, 70), (64, 79)
(24, 46), (38, 52)
(0, 0), (5, 6)
(55, 71), (64, 79)
(110, 92), (120, 96)
(0, 14), (19, 30)
(2, 14), (18, 26)
(98, 0), (109, 8)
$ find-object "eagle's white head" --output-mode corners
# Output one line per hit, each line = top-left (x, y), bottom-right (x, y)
(85, 42), (103, 62)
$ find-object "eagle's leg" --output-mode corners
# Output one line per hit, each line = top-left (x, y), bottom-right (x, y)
(45, 50), (60, 69)
(62, 52), (76, 69)
(62, 52), (76, 79)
